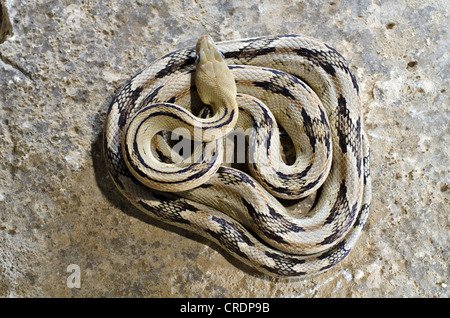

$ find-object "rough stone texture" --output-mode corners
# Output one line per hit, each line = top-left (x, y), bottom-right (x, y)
(0, 0), (448, 297)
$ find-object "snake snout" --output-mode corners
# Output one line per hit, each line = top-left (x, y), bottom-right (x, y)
(196, 35), (225, 65)
(196, 35), (215, 54)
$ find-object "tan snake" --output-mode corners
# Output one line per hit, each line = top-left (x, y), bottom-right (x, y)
(104, 34), (371, 276)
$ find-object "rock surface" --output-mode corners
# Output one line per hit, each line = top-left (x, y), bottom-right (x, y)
(0, 0), (448, 297)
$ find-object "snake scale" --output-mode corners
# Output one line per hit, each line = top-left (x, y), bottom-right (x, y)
(104, 34), (371, 277)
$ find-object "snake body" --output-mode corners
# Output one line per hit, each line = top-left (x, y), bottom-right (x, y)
(104, 34), (371, 276)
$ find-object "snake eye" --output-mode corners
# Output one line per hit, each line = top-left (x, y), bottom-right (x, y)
(195, 54), (200, 64)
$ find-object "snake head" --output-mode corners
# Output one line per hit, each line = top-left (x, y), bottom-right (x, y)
(195, 35), (237, 107)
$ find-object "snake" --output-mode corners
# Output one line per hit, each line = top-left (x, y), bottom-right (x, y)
(103, 34), (371, 277)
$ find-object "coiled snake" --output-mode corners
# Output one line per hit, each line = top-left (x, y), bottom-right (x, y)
(104, 34), (371, 276)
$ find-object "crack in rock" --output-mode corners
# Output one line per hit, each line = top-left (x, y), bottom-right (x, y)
(0, 1), (13, 44)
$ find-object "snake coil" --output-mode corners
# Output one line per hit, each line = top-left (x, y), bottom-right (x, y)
(104, 34), (371, 276)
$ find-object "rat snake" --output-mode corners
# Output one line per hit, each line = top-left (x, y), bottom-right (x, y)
(103, 34), (371, 276)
